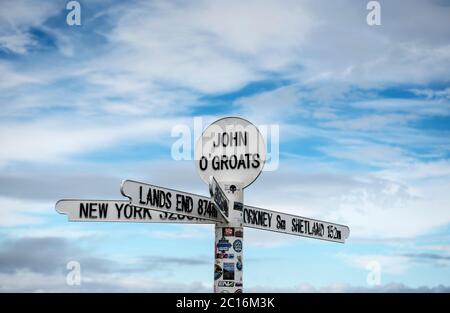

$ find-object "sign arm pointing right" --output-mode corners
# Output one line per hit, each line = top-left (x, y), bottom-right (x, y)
(243, 205), (350, 243)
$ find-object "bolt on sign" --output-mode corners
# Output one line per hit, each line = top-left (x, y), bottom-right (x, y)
(56, 117), (350, 293)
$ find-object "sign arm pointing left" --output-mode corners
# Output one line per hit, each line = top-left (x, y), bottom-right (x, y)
(55, 199), (214, 224)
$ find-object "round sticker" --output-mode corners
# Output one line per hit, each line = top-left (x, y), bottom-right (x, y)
(236, 256), (242, 271)
(233, 239), (242, 253)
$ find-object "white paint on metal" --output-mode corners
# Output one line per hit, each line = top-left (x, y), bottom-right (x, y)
(195, 117), (266, 188)
(243, 205), (350, 243)
(56, 199), (214, 224)
(120, 179), (224, 222)
(55, 117), (351, 294)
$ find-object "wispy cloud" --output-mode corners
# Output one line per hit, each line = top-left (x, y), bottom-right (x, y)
(338, 253), (411, 275)
(0, 197), (50, 227)
(0, 0), (60, 54)
(0, 116), (187, 166)
(246, 282), (450, 293)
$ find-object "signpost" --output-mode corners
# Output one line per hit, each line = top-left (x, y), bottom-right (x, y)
(56, 117), (350, 293)
(195, 117), (266, 293)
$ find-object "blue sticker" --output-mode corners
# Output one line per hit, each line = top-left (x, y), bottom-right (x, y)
(217, 239), (232, 252)
(236, 256), (242, 271)
(233, 239), (242, 252)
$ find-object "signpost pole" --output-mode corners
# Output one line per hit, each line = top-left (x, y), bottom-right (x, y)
(214, 182), (244, 293)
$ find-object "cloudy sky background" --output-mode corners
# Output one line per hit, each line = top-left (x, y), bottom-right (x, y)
(1, 0), (450, 292)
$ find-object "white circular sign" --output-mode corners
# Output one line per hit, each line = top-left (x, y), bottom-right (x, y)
(195, 117), (266, 188)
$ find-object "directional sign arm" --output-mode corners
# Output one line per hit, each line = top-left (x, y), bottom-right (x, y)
(243, 205), (350, 243)
(209, 176), (230, 223)
(120, 180), (225, 223)
(57, 180), (349, 243)
(56, 199), (214, 224)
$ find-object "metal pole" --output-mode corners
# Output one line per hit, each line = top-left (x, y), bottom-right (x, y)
(214, 182), (243, 293)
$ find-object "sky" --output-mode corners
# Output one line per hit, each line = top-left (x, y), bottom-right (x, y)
(0, 0), (450, 292)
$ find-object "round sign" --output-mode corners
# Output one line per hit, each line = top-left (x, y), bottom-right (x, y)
(195, 117), (266, 188)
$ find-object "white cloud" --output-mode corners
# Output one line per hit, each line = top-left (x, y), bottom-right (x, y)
(320, 141), (411, 167)
(0, 197), (50, 226)
(292, 1), (450, 87)
(235, 85), (305, 122)
(411, 87), (450, 100)
(327, 173), (450, 239)
(2, 269), (448, 292)
(245, 157), (450, 239)
(105, 0), (314, 94)
(0, 0), (60, 54)
(351, 98), (450, 116)
(103, 0), (450, 95)
(0, 270), (211, 292)
(0, 116), (187, 166)
(246, 282), (450, 293)
(2, 0), (449, 120)
(11, 226), (102, 240)
(0, 62), (40, 89)
(321, 114), (418, 131)
(423, 245), (450, 254)
(378, 160), (450, 181)
(338, 253), (410, 274)
(0, 32), (34, 54)
(145, 225), (214, 240)
(245, 228), (296, 248)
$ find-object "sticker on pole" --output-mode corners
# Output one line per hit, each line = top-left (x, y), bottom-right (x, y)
(195, 117), (266, 188)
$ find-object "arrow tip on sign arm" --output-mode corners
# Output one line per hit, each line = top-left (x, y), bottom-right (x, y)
(55, 199), (67, 214)
(55, 199), (76, 221)
(120, 179), (130, 199)
(331, 223), (350, 243)
(343, 225), (350, 241)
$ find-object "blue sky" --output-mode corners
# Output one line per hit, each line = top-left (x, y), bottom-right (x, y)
(0, 0), (450, 292)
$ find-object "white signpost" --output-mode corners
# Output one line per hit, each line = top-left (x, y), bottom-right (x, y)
(56, 117), (350, 293)
(194, 117), (266, 293)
